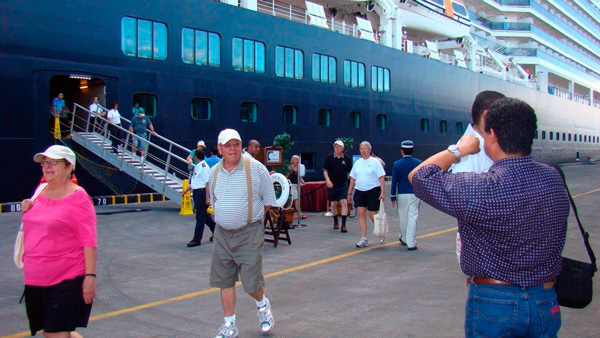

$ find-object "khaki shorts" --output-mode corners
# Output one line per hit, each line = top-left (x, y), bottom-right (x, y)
(210, 220), (265, 293)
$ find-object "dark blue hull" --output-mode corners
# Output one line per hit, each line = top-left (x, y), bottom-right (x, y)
(1, 0), (598, 202)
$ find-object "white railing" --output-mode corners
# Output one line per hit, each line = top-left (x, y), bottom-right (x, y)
(594, 100), (600, 108)
(573, 93), (591, 105)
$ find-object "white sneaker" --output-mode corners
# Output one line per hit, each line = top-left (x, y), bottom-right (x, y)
(356, 237), (369, 248)
(257, 297), (274, 333)
(379, 236), (385, 244)
(214, 321), (239, 338)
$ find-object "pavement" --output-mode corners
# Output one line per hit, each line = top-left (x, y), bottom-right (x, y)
(1, 164), (599, 338)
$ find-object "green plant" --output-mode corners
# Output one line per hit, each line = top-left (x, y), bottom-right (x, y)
(272, 133), (294, 175)
(336, 137), (353, 151)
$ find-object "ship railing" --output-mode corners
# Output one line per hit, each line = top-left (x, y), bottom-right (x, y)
(548, 86), (572, 100)
(573, 93), (591, 106)
(594, 100), (600, 109)
(68, 104), (191, 194)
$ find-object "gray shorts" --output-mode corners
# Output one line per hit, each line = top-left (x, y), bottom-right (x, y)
(210, 220), (265, 293)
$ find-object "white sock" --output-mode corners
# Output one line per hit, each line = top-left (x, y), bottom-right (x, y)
(224, 314), (236, 323)
(256, 296), (267, 308)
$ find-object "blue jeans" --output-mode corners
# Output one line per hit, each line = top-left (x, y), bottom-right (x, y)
(465, 282), (561, 338)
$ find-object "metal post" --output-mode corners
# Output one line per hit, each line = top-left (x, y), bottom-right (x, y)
(296, 153), (307, 227)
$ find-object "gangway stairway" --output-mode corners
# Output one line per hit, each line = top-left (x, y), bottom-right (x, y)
(64, 104), (192, 205)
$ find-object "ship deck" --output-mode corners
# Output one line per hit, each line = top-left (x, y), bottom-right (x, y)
(1, 164), (599, 338)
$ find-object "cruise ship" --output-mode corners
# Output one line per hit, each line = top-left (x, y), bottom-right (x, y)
(0, 0), (598, 202)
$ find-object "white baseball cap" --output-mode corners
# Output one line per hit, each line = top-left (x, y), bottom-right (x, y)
(34, 145), (76, 169)
(334, 140), (345, 148)
(197, 140), (206, 148)
(218, 129), (242, 145)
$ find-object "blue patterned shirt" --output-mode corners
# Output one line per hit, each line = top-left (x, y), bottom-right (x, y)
(412, 156), (569, 286)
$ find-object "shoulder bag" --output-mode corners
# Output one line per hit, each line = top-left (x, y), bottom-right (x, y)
(373, 200), (389, 236)
(14, 183), (47, 269)
(553, 166), (597, 309)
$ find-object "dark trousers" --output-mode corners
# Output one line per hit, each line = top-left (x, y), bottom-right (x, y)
(192, 188), (216, 242)
(108, 123), (124, 151)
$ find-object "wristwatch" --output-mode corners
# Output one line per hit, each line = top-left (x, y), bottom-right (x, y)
(447, 144), (461, 163)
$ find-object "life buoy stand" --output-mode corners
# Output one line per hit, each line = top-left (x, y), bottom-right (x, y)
(271, 173), (290, 208)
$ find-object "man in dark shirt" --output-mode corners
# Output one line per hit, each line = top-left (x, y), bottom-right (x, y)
(323, 140), (352, 232)
(409, 98), (569, 337)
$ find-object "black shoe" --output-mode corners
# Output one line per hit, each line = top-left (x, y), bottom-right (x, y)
(209, 236), (214, 242)
(407, 246), (418, 251)
(341, 226), (347, 233)
(399, 238), (407, 246)
(187, 241), (200, 247)
(333, 224), (340, 230)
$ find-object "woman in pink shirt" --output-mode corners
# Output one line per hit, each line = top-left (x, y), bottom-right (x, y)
(21, 145), (97, 338)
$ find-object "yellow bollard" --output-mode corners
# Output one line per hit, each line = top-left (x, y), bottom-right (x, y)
(53, 116), (61, 139)
(180, 179), (194, 215)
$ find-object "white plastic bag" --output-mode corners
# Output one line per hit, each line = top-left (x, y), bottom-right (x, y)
(373, 200), (389, 236)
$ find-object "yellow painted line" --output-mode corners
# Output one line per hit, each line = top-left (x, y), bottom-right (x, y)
(573, 187), (600, 199)
(0, 226), (458, 338)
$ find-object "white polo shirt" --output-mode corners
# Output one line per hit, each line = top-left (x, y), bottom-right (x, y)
(190, 160), (210, 190)
(350, 156), (385, 191)
(107, 109), (121, 125)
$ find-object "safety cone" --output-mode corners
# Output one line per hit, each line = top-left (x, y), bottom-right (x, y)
(53, 116), (61, 139)
(180, 179), (194, 215)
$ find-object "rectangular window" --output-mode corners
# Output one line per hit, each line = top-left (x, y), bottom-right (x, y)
(349, 111), (361, 129)
(133, 93), (158, 118)
(420, 118), (429, 132)
(182, 28), (220, 67)
(371, 65), (391, 93)
(232, 38), (265, 74)
(121, 17), (167, 60)
(439, 120), (448, 133)
(241, 101), (258, 122)
(456, 122), (464, 135)
(275, 46), (303, 79)
(312, 53), (336, 84)
(283, 105), (297, 124)
(376, 114), (387, 130)
(318, 108), (331, 127)
(191, 97), (212, 120)
(344, 60), (365, 89)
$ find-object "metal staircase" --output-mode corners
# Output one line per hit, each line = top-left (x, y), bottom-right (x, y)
(63, 104), (192, 205)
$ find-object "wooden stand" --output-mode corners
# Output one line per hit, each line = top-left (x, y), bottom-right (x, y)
(264, 208), (293, 247)
(335, 201), (353, 215)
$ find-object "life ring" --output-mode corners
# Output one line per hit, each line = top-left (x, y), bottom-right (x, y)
(271, 173), (290, 208)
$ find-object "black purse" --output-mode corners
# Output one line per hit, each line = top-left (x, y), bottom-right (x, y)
(553, 166), (597, 309)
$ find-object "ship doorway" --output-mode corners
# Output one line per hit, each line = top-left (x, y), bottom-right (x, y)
(49, 75), (106, 133)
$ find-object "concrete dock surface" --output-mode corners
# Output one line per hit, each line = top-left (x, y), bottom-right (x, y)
(1, 164), (599, 338)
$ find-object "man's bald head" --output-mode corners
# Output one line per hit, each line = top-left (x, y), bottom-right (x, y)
(247, 140), (261, 157)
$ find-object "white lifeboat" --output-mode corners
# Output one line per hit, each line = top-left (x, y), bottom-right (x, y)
(396, 0), (471, 39)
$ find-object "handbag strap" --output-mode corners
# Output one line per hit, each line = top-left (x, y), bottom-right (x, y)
(553, 165), (597, 274)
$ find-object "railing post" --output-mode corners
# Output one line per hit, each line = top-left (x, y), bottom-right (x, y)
(289, 3), (292, 19)
(342, 21), (346, 35)
(272, 0), (275, 16)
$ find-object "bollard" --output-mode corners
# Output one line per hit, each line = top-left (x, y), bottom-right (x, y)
(179, 179), (194, 215)
(53, 116), (61, 139)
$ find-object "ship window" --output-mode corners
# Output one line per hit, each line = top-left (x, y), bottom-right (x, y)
(585, 135), (588, 142)
(344, 60), (366, 89)
(429, 0), (445, 7)
(376, 114), (387, 130)
(121, 17), (168, 60)
(579, 135), (582, 142)
(371, 66), (390, 93)
(312, 53), (336, 84)
(574, 133), (577, 141)
(549, 132), (553, 140)
(275, 46), (303, 79)
(349, 111), (361, 128)
(133, 93), (157, 118)
(568, 134), (571, 141)
(232, 38), (265, 74)
(420, 118), (429, 132)
(534, 130), (538, 139)
(191, 97), (212, 120)
(542, 131), (546, 140)
(283, 105), (297, 124)
(562, 133), (566, 141)
(439, 120), (448, 133)
(456, 122), (464, 135)
(182, 28), (220, 67)
(300, 152), (315, 171)
(241, 101), (258, 122)
(318, 108), (332, 127)
(452, 3), (468, 17)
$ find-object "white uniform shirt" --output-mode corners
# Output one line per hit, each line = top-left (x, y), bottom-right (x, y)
(89, 103), (104, 116)
(190, 160), (210, 190)
(107, 109), (122, 125)
(349, 156), (385, 191)
(450, 124), (493, 173)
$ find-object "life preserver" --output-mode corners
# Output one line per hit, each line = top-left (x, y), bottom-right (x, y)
(271, 173), (290, 208)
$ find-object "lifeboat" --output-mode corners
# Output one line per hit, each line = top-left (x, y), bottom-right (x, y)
(396, 0), (471, 39)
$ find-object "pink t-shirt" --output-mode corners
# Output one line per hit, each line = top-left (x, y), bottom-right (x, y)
(22, 187), (97, 286)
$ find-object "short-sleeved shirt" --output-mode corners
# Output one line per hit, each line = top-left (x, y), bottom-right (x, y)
(205, 155), (220, 168)
(107, 109), (121, 125)
(209, 157), (276, 230)
(412, 156), (569, 286)
(89, 103), (104, 116)
(323, 153), (352, 186)
(349, 157), (385, 191)
(450, 124), (493, 174)
(390, 155), (422, 199)
(51, 98), (65, 116)
(130, 115), (152, 135)
(191, 160), (210, 189)
(22, 188), (97, 286)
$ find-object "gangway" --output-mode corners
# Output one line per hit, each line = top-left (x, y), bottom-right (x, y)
(61, 104), (192, 205)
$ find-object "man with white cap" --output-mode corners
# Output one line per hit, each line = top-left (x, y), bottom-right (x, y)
(208, 128), (276, 338)
(390, 140), (422, 250)
(187, 140), (206, 169)
(323, 140), (353, 232)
